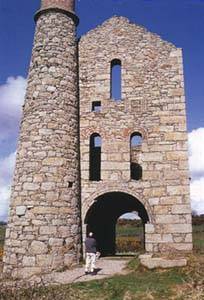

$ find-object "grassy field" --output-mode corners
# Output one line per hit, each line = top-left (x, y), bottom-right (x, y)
(1, 253), (203, 299)
(0, 224), (6, 260)
(116, 219), (144, 253)
(116, 220), (143, 237)
(0, 224), (6, 247)
(0, 219), (203, 300)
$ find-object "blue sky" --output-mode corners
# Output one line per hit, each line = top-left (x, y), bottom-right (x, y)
(1, 0), (204, 131)
(0, 0), (204, 220)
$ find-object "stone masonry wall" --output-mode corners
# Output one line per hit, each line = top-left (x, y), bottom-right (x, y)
(79, 17), (192, 254)
(3, 8), (81, 278)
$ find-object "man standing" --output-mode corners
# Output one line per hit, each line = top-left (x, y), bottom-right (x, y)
(85, 232), (97, 275)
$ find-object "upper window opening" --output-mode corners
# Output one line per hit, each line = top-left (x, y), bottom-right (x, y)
(130, 132), (142, 147)
(94, 135), (101, 147)
(92, 101), (101, 112)
(90, 133), (101, 181)
(111, 59), (121, 101)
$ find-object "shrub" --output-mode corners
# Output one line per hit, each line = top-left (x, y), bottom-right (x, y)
(116, 236), (143, 253)
(0, 246), (4, 261)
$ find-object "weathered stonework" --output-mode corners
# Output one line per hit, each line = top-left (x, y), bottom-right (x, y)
(79, 16), (192, 255)
(3, 0), (81, 279)
(41, 0), (75, 11)
(3, 1), (192, 278)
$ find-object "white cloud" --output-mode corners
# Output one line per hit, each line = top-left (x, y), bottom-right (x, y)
(190, 177), (204, 214)
(188, 128), (204, 215)
(0, 152), (16, 186)
(188, 127), (204, 179)
(0, 76), (26, 145)
(0, 186), (12, 222)
(0, 76), (25, 221)
(120, 212), (140, 220)
(0, 76), (26, 117)
(0, 152), (16, 222)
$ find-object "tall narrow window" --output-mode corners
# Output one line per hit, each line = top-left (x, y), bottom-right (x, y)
(130, 132), (142, 180)
(90, 133), (101, 181)
(111, 59), (121, 100)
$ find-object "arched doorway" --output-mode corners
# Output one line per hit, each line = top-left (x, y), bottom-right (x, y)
(84, 192), (149, 256)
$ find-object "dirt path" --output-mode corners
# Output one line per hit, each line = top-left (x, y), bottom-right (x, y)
(42, 257), (130, 285)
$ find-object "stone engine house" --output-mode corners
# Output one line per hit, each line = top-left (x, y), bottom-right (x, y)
(3, 0), (192, 278)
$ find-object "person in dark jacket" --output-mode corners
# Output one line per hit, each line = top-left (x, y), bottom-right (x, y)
(85, 232), (97, 275)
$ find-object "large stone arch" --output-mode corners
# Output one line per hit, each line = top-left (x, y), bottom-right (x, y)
(83, 190), (151, 255)
(83, 186), (154, 224)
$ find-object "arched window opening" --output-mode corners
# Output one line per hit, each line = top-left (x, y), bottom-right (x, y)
(89, 133), (101, 181)
(130, 132), (143, 180)
(111, 59), (121, 101)
(116, 212), (144, 255)
(130, 132), (142, 147)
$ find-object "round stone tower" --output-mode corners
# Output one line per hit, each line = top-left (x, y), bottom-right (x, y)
(3, 0), (81, 279)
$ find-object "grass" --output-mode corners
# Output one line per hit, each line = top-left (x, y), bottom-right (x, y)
(116, 219), (144, 254)
(0, 225), (6, 248)
(0, 220), (203, 300)
(0, 225), (6, 261)
(192, 224), (204, 253)
(116, 219), (143, 237)
(1, 255), (203, 300)
(73, 268), (185, 300)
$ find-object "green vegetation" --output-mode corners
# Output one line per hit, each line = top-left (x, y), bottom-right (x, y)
(1, 255), (203, 300)
(0, 224), (6, 248)
(116, 219), (143, 237)
(71, 266), (188, 300)
(116, 219), (144, 254)
(193, 224), (204, 253)
(0, 217), (204, 300)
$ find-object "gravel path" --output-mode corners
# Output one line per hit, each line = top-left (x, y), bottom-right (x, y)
(42, 257), (130, 285)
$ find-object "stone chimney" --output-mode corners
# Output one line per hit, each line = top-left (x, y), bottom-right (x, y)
(41, 0), (75, 13)
(35, 0), (78, 24)
(3, 0), (81, 279)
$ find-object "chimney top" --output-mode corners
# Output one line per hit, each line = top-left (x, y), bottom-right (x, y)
(35, 0), (78, 24)
(41, 0), (75, 13)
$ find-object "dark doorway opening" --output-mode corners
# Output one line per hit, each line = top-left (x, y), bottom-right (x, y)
(84, 192), (149, 256)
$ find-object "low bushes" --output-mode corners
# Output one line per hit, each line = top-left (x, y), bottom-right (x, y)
(0, 247), (3, 261)
(116, 236), (143, 253)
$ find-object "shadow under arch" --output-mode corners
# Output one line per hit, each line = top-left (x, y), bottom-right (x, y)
(84, 192), (149, 256)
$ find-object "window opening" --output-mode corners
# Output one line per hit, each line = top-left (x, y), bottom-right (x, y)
(89, 133), (101, 181)
(92, 101), (101, 112)
(111, 59), (121, 101)
(131, 132), (142, 147)
(130, 132), (143, 180)
(131, 163), (142, 180)
(68, 182), (73, 188)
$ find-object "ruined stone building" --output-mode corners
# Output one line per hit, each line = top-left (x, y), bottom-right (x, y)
(3, 0), (192, 278)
